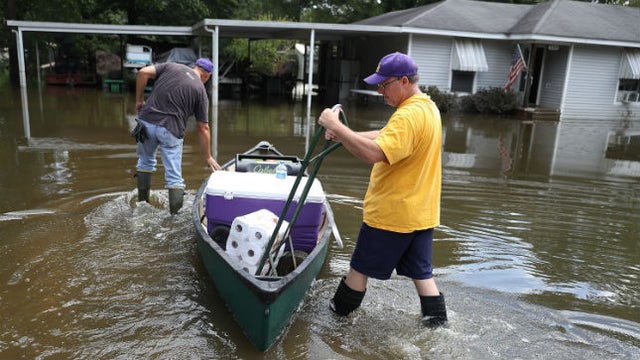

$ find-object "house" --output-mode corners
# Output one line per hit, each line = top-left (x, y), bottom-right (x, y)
(7, 0), (640, 144)
(350, 0), (640, 122)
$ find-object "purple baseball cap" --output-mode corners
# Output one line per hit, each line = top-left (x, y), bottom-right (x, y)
(364, 52), (418, 85)
(195, 58), (213, 73)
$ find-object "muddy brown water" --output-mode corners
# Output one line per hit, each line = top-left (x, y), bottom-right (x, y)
(1, 85), (638, 359)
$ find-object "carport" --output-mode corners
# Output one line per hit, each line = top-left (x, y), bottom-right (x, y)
(7, 19), (399, 155)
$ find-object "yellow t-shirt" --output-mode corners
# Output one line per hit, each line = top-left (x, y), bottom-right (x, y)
(363, 93), (442, 233)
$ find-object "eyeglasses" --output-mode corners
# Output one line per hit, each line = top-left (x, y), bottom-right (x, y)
(377, 77), (401, 91)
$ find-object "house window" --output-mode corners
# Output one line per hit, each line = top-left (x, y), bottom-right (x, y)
(617, 79), (640, 103)
(451, 70), (474, 93)
(617, 49), (640, 103)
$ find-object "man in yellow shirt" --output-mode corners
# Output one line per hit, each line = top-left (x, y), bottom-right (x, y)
(318, 52), (447, 326)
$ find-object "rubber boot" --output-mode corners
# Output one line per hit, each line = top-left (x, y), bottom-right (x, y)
(168, 188), (184, 215)
(420, 292), (448, 327)
(136, 172), (152, 202)
(330, 277), (366, 316)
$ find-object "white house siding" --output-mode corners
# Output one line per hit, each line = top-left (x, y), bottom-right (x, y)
(476, 41), (514, 90)
(410, 37), (520, 93)
(409, 35), (453, 91)
(562, 45), (632, 122)
(350, 36), (639, 125)
(537, 46), (568, 109)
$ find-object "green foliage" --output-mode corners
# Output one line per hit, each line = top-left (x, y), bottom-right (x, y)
(224, 38), (295, 76)
(422, 85), (458, 113)
(300, 0), (386, 23)
(224, 14), (296, 77)
(423, 84), (519, 116)
(381, 0), (441, 13)
(0, 61), (8, 84)
(4, 0), (210, 26)
(460, 87), (519, 115)
(232, 0), (305, 21)
(459, 95), (477, 113)
(90, 0), (210, 25)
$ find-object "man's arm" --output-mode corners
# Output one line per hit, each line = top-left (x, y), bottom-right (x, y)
(196, 121), (221, 171)
(356, 130), (380, 140)
(135, 66), (156, 113)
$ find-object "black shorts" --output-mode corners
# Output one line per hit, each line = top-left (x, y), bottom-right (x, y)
(350, 223), (434, 280)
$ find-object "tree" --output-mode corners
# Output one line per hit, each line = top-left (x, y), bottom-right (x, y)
(224, 14), (297, 77)
(89, 0), (210, 26)
(300, 0), (386, 23)
(1, 0), (213, 86)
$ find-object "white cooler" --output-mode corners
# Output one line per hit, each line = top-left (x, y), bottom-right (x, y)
(205, 171), (326, 253)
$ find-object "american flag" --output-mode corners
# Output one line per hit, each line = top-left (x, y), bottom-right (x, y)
(503, 45), (526, 91)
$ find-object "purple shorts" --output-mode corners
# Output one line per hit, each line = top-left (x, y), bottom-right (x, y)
(350, 223), (434, 280)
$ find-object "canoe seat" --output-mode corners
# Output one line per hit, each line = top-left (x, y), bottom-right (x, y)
(235, 153), (303, 176)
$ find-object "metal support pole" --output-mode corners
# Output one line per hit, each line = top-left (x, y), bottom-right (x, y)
(204, 25), (219, 160)
(35, 42), (42, 90)
(305, 29), (315, 153)
(14, 29), (31, 140)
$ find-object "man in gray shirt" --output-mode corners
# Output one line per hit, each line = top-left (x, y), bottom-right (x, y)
(133, 58), (221, 214)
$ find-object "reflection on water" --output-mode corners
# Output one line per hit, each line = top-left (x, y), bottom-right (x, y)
(0, 86), (639, 358)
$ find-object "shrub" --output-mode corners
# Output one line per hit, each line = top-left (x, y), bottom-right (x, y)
(464, 87), (519, 114)
(421, 85), (458, 113)
(459, 95), (476, 113)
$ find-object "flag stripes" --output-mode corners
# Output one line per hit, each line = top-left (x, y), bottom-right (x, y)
(504, 45), (526, 91)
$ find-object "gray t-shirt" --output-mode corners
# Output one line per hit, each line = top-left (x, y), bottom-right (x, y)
(138, 62), (209, 138)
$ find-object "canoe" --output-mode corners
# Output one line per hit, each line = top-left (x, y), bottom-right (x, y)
(192, 140), (338, 351)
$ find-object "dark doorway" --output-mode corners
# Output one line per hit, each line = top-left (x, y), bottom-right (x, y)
(527, 46), (545, 106)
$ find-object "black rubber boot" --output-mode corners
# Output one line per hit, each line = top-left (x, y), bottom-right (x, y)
(420, 292), (448, 327)
(136, 172), (152, 202)
(168, 188), (184, 215)
(330, 277), (366, 316)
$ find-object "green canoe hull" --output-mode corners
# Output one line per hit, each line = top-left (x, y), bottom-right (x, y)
(192, 142), (333, 351)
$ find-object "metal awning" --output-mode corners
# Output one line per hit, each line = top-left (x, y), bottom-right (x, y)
(452, 38), (488, 72)
(191, 19), (399, 153)
(6, 19), (400, 154)
(191, 18), (395, 40)
(5, 21), (193, 35)
(620, 48), (640, 79)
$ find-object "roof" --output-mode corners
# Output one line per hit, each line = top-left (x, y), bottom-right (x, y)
(512, 0), (640, 43)
(355, 0), (529, 35)
(355, 0), (640, 47)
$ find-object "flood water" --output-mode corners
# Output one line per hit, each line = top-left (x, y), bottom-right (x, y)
(1, 85), (639, 359)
